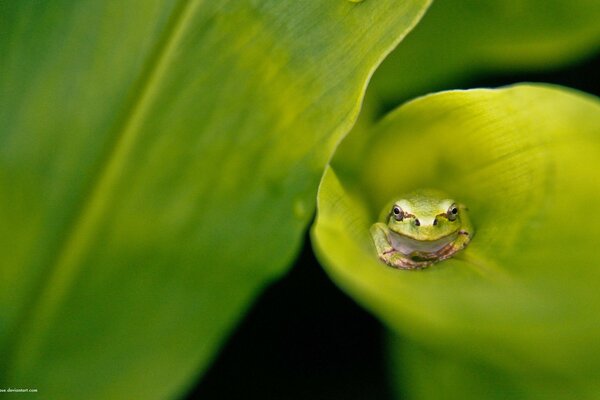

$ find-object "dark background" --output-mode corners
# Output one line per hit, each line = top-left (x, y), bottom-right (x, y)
(186, 53), (600, 400)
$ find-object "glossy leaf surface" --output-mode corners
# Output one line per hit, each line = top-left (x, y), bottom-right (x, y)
(0, 1), (430, 398)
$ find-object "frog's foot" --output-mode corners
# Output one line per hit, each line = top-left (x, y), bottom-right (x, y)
(380, 249), (433, 270)
(435, 230), (470, 260)
(435, 243), (460, 260)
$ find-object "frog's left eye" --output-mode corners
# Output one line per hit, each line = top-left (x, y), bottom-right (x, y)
(447, 204), (459, 221)
(391, 205), (403, 221)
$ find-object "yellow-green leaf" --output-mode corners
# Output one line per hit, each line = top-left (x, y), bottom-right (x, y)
(312, 85), (600, 393)
(388, 335), (600, 400)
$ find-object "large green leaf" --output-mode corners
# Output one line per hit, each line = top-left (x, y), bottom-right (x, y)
(0, 1), (430, 398)
(312, 85), (600, 395)
(370, 0), (600, 104)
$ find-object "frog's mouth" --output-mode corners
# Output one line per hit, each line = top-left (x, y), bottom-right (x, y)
(388, 231), (458, 255)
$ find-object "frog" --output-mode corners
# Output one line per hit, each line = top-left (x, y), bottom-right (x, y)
(370, 189), (473, 269)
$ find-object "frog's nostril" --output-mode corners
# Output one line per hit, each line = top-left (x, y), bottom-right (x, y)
(433, 218), (438, 226)
(414, 219), (420, 226)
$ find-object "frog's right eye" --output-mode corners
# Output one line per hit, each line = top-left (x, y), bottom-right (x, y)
(446, 203), (459, 221)
(391, 205), (403, 221)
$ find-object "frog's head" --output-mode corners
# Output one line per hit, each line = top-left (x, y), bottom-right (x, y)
(386, 190), (462, 241)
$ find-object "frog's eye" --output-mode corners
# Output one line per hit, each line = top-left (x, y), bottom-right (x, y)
(447, 204), (459, 221)
(391, 205), (403, 221)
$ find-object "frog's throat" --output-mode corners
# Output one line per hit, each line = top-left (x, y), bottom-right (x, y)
(387, 231), (458, 255)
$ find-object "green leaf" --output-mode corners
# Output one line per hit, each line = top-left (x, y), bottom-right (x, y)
(312, 85), (600, 394)
(0, 1), (430, 398)
(370, 0), (600, 103)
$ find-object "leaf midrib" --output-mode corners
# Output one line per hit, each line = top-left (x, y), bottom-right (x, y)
(3, 0), (204, 379)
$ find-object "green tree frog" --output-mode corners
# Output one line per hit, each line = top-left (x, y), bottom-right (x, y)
(370, 190), (473, 269)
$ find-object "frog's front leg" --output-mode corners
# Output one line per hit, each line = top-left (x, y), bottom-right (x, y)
(370, 223), (424, 270)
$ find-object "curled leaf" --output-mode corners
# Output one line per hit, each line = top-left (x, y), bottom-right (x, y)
(312, 85), (600, 381)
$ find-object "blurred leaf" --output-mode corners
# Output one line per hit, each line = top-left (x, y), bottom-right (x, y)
(370, 0), (600, 104)
(0, 1), (431, 398)
(387, 335), (599, 400)
(312, 85), (600, 396)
